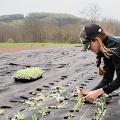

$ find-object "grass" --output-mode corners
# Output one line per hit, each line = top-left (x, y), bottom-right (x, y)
(0, 42), (81, 48)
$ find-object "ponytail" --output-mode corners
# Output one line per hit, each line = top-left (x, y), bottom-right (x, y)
(96, 54), (105, 76)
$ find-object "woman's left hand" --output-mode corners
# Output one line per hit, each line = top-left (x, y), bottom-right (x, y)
(84, 88), (105, 101)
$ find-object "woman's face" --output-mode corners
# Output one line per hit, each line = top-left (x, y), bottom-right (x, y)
(89, 38), (100, 54)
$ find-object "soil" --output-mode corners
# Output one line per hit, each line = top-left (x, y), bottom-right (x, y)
(0, 46), (119, 120)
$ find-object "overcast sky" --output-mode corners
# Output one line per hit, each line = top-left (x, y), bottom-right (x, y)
(1, 0), (120, 20)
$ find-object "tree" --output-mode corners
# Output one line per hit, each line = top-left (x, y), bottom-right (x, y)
(80, 4), (101, 23)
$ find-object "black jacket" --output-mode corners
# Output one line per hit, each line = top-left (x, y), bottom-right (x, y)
(93, 36), (120, 94)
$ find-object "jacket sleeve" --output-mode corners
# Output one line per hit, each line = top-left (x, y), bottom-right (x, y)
(92, 56), (115, 91)
(103, 54), (120, 94)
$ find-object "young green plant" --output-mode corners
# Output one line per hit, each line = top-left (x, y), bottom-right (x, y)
(72, 87), (84, 112)
(11, 112), (24, 120)
(64, 87), (84, 119)
(32, 114), (38, 120)
(0, 108), (5, 115)
(94, 94), (109, 120)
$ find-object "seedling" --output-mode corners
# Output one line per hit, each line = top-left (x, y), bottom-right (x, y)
(66, 88), (79, 98)
(13, 67), (44, 81)
(26, 99), (50, 117)
(64, 87), (84, 119)
(50, 93), (65, 102)
(56, 101), (68, 109)
(0, 108), (4, 115)
(32, 114), (38, 120)
(72, 87), (84, 112)
(72, 96), (84, 112)
(68, 87), (85, 113)
(94, 94), (109, 120)
(11, 112), (24, 120)
(38, 106), (50, 117)
(25, 92), (51, 118)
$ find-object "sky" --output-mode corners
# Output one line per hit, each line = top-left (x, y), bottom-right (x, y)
(1, 0), (120, 20)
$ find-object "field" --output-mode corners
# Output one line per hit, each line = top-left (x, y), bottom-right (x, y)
(0, 44), (119, 120)
(0, 43), (80, 52)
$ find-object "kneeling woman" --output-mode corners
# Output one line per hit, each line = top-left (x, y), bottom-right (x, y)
(79, 24), (120, 101)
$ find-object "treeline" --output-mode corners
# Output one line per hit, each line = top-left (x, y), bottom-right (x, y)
(0, 13), (120, 43)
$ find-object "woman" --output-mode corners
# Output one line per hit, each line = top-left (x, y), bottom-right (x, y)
(79, 24), (120, 101)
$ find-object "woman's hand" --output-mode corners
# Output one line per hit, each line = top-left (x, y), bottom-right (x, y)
(79, 88), (88, 97)
(79, 88), (105, 101)
(84, 88), (105, 101)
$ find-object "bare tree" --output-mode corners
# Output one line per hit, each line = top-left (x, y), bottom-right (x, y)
(101, 18), (120, 36)
(80, 3), (101, 23)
